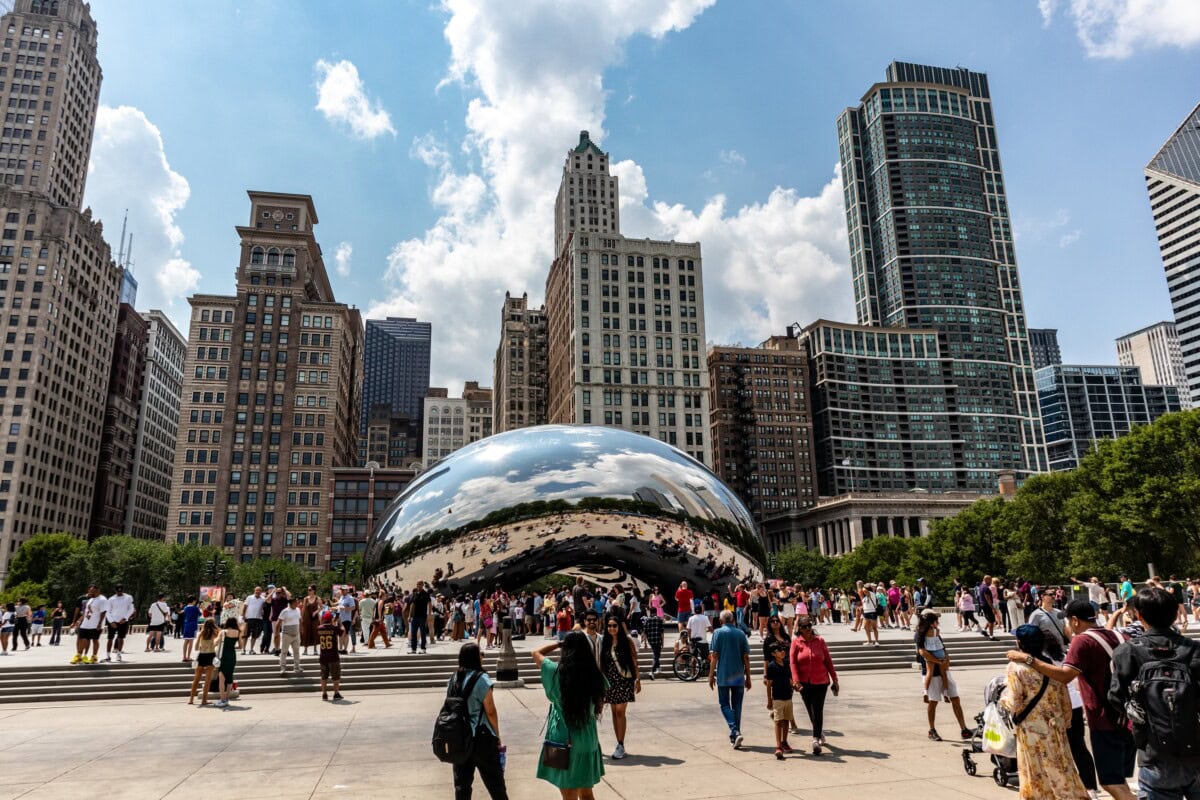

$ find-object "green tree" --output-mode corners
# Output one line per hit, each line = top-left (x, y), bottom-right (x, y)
(774, 546), (832, 588)
(826, 537), (915, 590)
(7, 532), (86, 586)
(160, 544), (233, 605)
(904, 498), (1011, 598)
(231, 558), (311, 597)
(999, 472), (1075, 584)
(0, 580), (49, 608)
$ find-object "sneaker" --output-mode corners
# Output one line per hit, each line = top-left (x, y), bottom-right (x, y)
(214, 700), (228, 708)
(960, 728), (973, 740)
(280, 670), (288, 677)
(774, 749), (784, 760)
(419, 648), (427, 654)
(102, 655), (111, 662)
(647, 671), (655, 681)
(780, 741), (793, 753)
(333, 692), (344, 700)
(612, 743), (625, 759)
(812, 738), (822, 756)
(86, 656), (98, 664)
(115, 652), (122, 662)
(733, 733), (744, 749)
(818, 736), (827, 746)
(295, 668), (304, 675)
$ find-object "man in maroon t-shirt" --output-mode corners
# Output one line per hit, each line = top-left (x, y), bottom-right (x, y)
(1006, 599), (1134, 800)
(675, 581), (694, 629)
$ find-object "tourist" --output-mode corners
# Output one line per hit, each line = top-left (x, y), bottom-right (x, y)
(708, 609), (752, 749)
(0, 604), (12, 655)
(447, 642), (508, 800)
(359, 590), (378, 646)
(71, 584), (107, 665)
(763, 643), (794, 759)
(337, 588), (357, 654)
(859, 583), (880, 646)
(104, 585), (135, 662)
(180, 596), (201, 664)
(915, 609), (971, 741)
(188, 619), (219, 705)
(642, 608), (664, 678)
(600, 614), (640, 759)
(144, 593), (170, 653)
(277, 595), (303, 675)
(790, 618), (839, 755)
(581, 610), (603, 665)
(1118, 574), (1134, 603)
(30, 604), (44, 647)
(49, 601), (65, 646)
(268, 585), (291, 655)
(367, 592), (394, 649)
(756, 585), (772, 636)
(762, 615), (790, 668)
(301, 585), (321, 656)
(1005, 581), (1025, 631)
(215, 616), (241, 708)
(477, 593), (493, 649)
(555, 603), (572, 642)
(675, 580), (693, 629)
(834, 590), (850, 626)
(241, 587), (265, 655)
(317, 611), (344, 701)
(572, 576), (589, 619)
(11, 597), (30, 651)
(1005, 599), (1136, 800)
(532, 634), (605, 800)
(1002, 625), (1089, 799)
(957, 586), (980, 632)
(1109, 587), (1200, 800)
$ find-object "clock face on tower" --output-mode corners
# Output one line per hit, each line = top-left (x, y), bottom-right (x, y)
(272, 210), (285, 221)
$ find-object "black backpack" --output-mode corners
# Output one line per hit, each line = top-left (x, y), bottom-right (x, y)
(1126, 638), (1200, 759)
(432, 671), (484, 765)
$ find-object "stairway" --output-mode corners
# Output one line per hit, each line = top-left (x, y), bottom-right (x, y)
(3, 631), (1194, 704)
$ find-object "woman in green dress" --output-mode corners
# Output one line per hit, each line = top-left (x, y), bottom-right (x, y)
(215, 616), (240, 708)
(532, 633), (606, 799)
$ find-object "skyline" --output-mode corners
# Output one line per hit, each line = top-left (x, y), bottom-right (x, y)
(80, 1), (1200, 391)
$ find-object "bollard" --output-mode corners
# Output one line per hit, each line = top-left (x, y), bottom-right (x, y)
(494, 616), (525, 688)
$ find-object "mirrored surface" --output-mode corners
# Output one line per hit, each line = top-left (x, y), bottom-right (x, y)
(363, 425), (766, 596)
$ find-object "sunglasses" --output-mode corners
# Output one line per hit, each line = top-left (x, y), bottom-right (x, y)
(797, 624), (813, 629)
(606, 624), (619, 629)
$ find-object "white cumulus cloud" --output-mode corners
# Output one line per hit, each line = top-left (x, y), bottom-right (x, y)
(719, 149), (746, 166)
(370, 0), (850, 388)
(314, 59), (396, 139)
(1040, 0), (1200, 58)
(334, 241), (353, 278)
(85, 105), (199, 325)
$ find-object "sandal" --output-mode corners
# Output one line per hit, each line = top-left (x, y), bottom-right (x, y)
(928, 729), (942, 741)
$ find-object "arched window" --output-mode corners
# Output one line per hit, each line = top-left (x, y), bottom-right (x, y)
(266, 247), (280, 266)
(250, 246), (264, 265)
(282, 248), (296, 267)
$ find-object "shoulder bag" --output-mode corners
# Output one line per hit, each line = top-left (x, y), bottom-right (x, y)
(540, 705), (572, 770)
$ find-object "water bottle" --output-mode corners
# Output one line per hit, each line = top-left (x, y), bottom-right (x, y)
(498, 744), (507, 771)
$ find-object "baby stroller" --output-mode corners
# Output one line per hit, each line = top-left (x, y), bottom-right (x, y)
(961, 675), (1019, 787)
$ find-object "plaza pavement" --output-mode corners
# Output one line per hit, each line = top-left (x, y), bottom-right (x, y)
(0, 658), (1109, 800)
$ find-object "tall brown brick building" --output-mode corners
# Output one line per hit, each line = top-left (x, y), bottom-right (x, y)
(167, 192), (363, 569)
(708, 334), (817, 524)
(0, 0), (124, 583)
(493, 291), (547, 433)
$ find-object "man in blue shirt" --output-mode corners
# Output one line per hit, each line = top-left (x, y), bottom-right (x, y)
(708, 609), (752, 748)
(1118, 574), (1135, 603)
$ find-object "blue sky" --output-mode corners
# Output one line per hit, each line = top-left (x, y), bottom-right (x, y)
(83, 1), (1200, 388)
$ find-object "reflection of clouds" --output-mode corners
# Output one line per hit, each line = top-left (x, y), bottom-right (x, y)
(370, 425), (756, 549)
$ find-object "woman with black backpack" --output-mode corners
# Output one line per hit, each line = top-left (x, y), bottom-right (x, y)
(445, 642), (507, 800)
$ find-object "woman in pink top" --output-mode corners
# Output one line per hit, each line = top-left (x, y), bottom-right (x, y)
(789, 619), (840, 755)
(649, 588), (664, 618)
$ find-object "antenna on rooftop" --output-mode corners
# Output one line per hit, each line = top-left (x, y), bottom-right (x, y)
(116, 209), (128, 266)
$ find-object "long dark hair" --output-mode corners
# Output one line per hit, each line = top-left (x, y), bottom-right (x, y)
(601, 613), (636, 675)
(766, 615), (790, 644)
(457, 641), (485, 677)
(557, 632), (605, 730)
(915, 611), (938, 642)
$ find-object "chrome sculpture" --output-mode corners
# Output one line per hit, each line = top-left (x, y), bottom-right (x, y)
(363, 425), (766, 597)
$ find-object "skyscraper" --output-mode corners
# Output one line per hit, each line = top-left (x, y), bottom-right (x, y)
(0, 1), (122, 583)
(1116, 321), (1191, 410)
(708, 334), (817, 522)
(167, 192), (363, 569)
(125, 310), (186, 540)
(493, 292), (548, 433)
(545, 132), (711, 464)
(836, 62), (1047, 489)
(1028, 328), (1062, 370)
(1144, 102), (1200, 406)
(360, 316), (431, 442)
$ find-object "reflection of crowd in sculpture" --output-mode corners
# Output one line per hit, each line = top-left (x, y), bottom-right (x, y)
(373, 511), (760, 594)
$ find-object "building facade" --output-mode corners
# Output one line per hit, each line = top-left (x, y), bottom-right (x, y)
(1036, 364), (1182, 471)
(329, 466), (416, 570)
(0, 0), (124, 583)
(89, 303), (147, 540)
(1028, 328), (1062, 371)
(166, 192), (364, 569)
(361, 403), (420, 469)
(1116, 321), (1191, 410)
(493, 291), (548, 433)
(708, 334), (817, 523)
(1145, 102), (1200, 406)
(837, 62), (1047, 485)
(360, 317), (430, 443)
(124, 309), (185, 540)
(422, 382), (493, 467)
(545, 132), (711, 464)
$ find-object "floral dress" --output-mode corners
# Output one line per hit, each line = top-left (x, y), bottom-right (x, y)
(1000, 662), (1088, 800)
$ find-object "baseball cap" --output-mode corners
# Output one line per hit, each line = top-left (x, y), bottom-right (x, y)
(1060, 599), (1097, 622)
(267, 584), (276, 589)
(321, 611), (334, 623)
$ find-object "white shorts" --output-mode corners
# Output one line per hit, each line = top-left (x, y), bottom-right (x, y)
(925, 673), (959, 700)
(30, 624), (43, 635)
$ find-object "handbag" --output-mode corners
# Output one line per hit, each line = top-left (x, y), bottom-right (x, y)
(540, 706), (572, 770)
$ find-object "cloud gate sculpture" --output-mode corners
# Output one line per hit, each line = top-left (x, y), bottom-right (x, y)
(363, 425), (766, 597)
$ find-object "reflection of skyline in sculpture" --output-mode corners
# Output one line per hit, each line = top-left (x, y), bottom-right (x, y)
(362, 426), (765, 596)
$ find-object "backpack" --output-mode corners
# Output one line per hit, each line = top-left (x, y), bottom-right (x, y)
(1124, 638), (1200, 759)
(453, 607), (465, 623)
(432, 671), (485, 765)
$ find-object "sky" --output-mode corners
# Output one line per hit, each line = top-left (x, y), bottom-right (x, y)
(81, 0), (1200, 391)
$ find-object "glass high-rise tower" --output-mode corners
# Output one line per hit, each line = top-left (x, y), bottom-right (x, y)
(360, 317), (431, 440)
(835, 62), (1047, 489)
